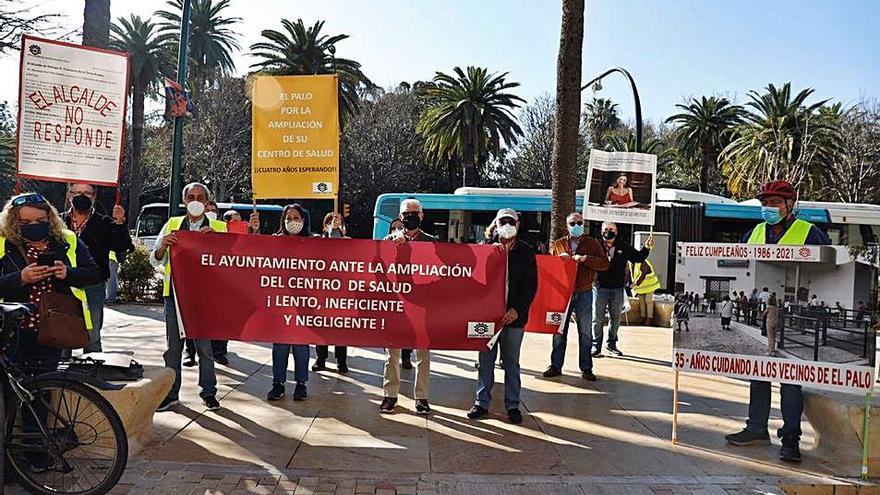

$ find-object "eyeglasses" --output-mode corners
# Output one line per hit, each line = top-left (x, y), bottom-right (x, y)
(11, 194), (47, 207)
(568, 221), (584, 226)
(497, 218), (517, 226)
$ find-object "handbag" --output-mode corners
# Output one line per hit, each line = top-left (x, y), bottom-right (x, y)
(37, 291), (89, 349)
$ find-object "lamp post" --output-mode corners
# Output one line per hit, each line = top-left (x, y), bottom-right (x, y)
(167, 0), (192, 216)
(581, 67), (643, 152)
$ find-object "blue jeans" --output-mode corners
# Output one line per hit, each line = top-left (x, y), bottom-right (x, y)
(106, 259), (119, 303)
(592, 287), (624, 350)
(84, 284), (105, 353)
(746, 381), (803, 440)
(551, 291), (593, 373)
(272, 344), (310, 385)
(475, 327), (524, 411)
(164, 296), (217, 399)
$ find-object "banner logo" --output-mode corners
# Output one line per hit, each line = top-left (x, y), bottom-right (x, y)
(312, 182), (333, 194)
(28, 44), (41, 56)
(467, 322), (495, 338)
(546, 312), (564, 325)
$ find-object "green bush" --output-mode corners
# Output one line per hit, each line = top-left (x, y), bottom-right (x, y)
(118, 245), (162, 303)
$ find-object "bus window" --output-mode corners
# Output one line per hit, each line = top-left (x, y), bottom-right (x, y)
(134, 206), (169, 245)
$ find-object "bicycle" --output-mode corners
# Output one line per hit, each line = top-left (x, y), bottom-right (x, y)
(0, 303), (128, 495)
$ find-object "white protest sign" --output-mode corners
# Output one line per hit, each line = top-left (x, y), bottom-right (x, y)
(584, 149), (657, 226)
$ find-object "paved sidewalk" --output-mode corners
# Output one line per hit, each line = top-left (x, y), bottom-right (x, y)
(10, 305), (875, 494)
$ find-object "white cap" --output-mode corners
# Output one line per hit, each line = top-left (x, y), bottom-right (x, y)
(494, 208), (518, 222)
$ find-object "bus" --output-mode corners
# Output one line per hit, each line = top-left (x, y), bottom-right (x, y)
(134, 202), (285, 247)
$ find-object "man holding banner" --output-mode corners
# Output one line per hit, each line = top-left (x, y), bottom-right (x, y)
(724, 180), (830, 463)
(543, 212), (608, 381)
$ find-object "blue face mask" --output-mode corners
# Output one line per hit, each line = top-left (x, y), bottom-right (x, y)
(761, 206), (784, 225)
(568, 224), (584, 237)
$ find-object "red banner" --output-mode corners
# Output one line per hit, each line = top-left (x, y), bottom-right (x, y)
(525, 255), (577, 334)
(170, 232), (508, 350)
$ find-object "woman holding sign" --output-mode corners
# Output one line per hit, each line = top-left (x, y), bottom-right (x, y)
(267, 204), (313, 402)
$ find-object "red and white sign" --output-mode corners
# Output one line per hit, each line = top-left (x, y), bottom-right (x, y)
(679, 243), (822, 262)
(170, 232), (508, 350)
(674, 348), (874, 394)
(16, 35), (130, 185)
(525, 255), (577, 334)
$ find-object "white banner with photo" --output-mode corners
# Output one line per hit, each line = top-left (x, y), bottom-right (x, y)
(583, 149), (657, 225)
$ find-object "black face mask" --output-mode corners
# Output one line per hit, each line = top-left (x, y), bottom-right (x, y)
(401, 213), (421, 231)
(71, 195), (92, 212)
(602, 230), (616, 240)
(21, 222), (50, 242)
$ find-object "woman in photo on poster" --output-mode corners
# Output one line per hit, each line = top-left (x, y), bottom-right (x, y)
(605, 174), (634, 206)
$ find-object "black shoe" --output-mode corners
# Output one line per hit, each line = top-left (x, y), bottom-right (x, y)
(379, 396), (398, 414)
(203, 395), (221, 411)
(214, 354), (229, 366)
(401, 358), (413, 370)
(311, 360), (326, 372)
(267, 383), (285, 401)
(467, 405), (489, 420)
(183, 356), (197, 367)
(156, 396), (179, 412)
(725, 428), (770, 446)
(507, 408), (523, 424)
(415, 399), (431, 415)
(293, 381), (307, 401)
(542, 366), (562, 378)
(337, 362), (349, 374)
(591, 349), (603, 358)
(779, 440), (802, 463)
(606, 346), (623, 357)
(582, 371), (597, 381)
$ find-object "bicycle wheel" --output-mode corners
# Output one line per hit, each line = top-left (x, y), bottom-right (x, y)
(5, 378), (128, 495)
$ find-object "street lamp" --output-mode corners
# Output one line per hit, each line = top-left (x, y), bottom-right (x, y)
(581, 67), (643, 152)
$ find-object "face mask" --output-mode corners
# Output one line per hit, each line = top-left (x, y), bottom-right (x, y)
(71, 195), (92, 212)
(401, 213), (421, 231)
(497, 224), (517, 240)
(186, 201), (205, 218)
(21, 221), (50, 242)
(205, 211), (218, 221)
(761, 206), (784, 225)
(568, 224), (584, 237)
(602, 230), (616, 240)
(286, 220), (304, 235)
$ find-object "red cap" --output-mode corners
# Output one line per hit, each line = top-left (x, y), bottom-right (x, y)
(757, 180), (797, 201)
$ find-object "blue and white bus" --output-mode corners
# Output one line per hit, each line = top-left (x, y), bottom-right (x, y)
(134, 202), (285, 247)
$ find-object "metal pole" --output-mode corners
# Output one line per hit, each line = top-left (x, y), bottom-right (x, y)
(672, 370), (680, 444)
(168, 0), (192, 216)
(580, 67), (643, 152)
(862, 392), (872, 480)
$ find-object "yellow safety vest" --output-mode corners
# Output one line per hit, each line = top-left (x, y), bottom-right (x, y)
(0, 230), (93, 330)
(747, 219), (812, 245)
(109, 250), (118, 263)
(630, 260), (661, 295)
(161, 216), (228, 297)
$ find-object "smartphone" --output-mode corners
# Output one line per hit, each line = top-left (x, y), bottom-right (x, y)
(37, 253), (56, 267)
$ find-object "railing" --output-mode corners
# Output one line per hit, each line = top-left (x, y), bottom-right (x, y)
(778, 314), (822, 361)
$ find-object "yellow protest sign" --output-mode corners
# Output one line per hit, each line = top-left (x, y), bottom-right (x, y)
(251, 74), (340, 199)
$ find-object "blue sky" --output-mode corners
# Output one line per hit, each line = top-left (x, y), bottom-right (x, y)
(2, 0), (877, 123)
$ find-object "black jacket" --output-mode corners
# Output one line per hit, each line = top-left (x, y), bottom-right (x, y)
(497, 238), (538, 328)
(0, 236), (102, 303)
(595, 241), (650, 289)
(62, 211), (133, 282)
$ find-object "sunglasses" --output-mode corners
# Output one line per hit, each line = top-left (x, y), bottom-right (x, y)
(12, 193), (47, 207)
(568, 221), (584, 226)
(497, 218), (517, 226)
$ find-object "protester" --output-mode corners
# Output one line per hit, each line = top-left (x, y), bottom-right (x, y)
(629, 259), (660, 326)
(725, 180), (831, 463)
(62, 182), (133, 352)
(201, 200), (229, 365)
(468, 208), (537, 424)
(720, 295), (734, 331)
(592, 222), (654, 357)
(387, 218), (415, 370)
(223, 210), (242, 222)
(380, 199), (434, 414)
(674, 294), (689, 332)
(267, 204), (313, 401)
(152, 182), (228, 412)
(543, 212), (608, 381)
(314, 212), (349, 373)
(765, 293), (779, 356)
(0, 193), (101, 365)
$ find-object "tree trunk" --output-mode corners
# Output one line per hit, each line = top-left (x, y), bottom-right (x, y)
(462, 140), (477, 187)
(128, 81), (146, 228)
(82, 0), (111, 48)
(699, 149), (711, 193)
(550, 0), (585, 241)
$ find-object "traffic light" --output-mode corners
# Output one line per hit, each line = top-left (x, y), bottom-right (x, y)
(342, 203), (351, 218)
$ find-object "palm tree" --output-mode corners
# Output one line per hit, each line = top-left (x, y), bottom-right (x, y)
(583, 97), (620, 149)
(249, 19), (373, 126)
(720, 83), (840, 199)
(110, 15), (172, 227)
(666, 96), (743, 193)
(156, 0), (240, 96)
(416, 66), (524, 187)
(83, 0), (111, 48)
(605, 133), (673, 167)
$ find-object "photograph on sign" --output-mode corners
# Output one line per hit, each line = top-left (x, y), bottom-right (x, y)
(16, 35), (130, 185)
(251, 74), (340, 199)
(583, 149), (657, 225)
(674, 242), (875, 394)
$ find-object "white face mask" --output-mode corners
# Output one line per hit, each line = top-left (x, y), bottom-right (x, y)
(205, 211), (218, 221)
(186, 201), (205, 218)
(286, 220), (304, 235)
(497, 224), (517, 240)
